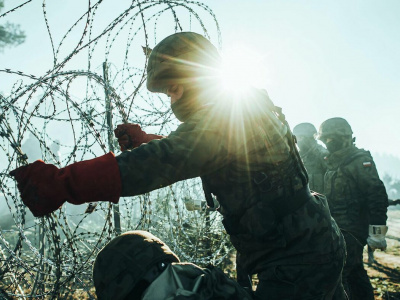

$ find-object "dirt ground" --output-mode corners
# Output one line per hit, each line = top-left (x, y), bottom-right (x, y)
(366, 209), (400, 299)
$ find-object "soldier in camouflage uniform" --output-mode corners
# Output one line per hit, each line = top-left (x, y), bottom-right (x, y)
(293, 122), (328, 194)
(10, 32), (347, 299)
(93, 230), (252, 300)
(318, 117), (389, 300)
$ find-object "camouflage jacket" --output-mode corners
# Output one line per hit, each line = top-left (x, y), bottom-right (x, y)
(324, 146), (388, 243)
(141, 263), (252, 300)
(116, 89), (343, 274)
(299, 142), (328, 194)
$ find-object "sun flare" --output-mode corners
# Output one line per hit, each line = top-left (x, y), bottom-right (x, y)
(218, 45), (267, 92)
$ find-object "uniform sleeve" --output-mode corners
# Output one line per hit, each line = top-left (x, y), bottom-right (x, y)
(348, 155), (388, 225)
(115, 110), (230, 196)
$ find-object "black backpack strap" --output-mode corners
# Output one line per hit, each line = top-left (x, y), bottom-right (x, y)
(272, 105), (309, 187)
(201, 177), (215, 208)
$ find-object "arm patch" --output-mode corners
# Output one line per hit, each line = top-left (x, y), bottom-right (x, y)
(363, 161), (372, 167)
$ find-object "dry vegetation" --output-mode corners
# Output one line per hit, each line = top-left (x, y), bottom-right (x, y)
(2, 211), (399, 300)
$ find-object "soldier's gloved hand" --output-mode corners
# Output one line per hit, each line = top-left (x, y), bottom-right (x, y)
(113, 123), (164, 151)
(367, 225), (388, 251)
(9, 153), (121, 217)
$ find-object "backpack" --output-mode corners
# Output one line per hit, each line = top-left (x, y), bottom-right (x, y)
(141, 263), (253, 300)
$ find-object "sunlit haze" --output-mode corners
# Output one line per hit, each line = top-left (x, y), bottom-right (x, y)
(219, 45), (267, 91)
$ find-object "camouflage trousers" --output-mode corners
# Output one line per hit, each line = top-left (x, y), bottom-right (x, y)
(341, 231), (374, 300)
(253, 247), (347, 300)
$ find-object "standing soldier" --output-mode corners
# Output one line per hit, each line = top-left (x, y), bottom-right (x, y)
(318, 117), (389, 300)
(10, 32), (347, 299)
(293, 122), (328, 194)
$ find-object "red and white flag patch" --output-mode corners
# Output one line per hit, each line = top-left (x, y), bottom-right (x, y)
(363, 162), (372, 167)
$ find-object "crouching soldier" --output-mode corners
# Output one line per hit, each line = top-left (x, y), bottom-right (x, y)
(93, 230), (253, 300)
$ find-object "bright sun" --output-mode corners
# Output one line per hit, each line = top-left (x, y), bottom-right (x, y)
(218, 45), (267, 92)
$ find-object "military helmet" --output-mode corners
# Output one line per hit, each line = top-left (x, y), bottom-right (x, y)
(93, 230), (180, 300)
(318, 117), (353, 141)
(293, 123), (317, 137)
(146, 32), (221, 93)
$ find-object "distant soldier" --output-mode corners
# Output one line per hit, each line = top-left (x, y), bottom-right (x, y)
(21, 132), (42, 163)
(93, 230), (253, 300)
(293, 122), (328, 194)
(319, 117), (389, 300)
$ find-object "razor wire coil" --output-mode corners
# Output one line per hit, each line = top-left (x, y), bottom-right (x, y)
(0, 1), (233, 299)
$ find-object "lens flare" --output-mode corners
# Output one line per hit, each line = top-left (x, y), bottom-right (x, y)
(218, 45), (266, 92)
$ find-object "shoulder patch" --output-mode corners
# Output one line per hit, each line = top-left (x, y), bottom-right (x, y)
(363, 161), (372, 167)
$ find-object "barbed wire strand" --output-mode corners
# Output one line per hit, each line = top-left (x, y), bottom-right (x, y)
(0, 1), (233, 299)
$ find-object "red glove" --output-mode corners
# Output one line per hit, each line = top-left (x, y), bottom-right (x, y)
(114, 123), (164, 151)
(9, 152), (121, 217)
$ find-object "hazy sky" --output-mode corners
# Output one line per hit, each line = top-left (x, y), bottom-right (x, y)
(1, 0), (399, 171)
(202, 0), (400, 157)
